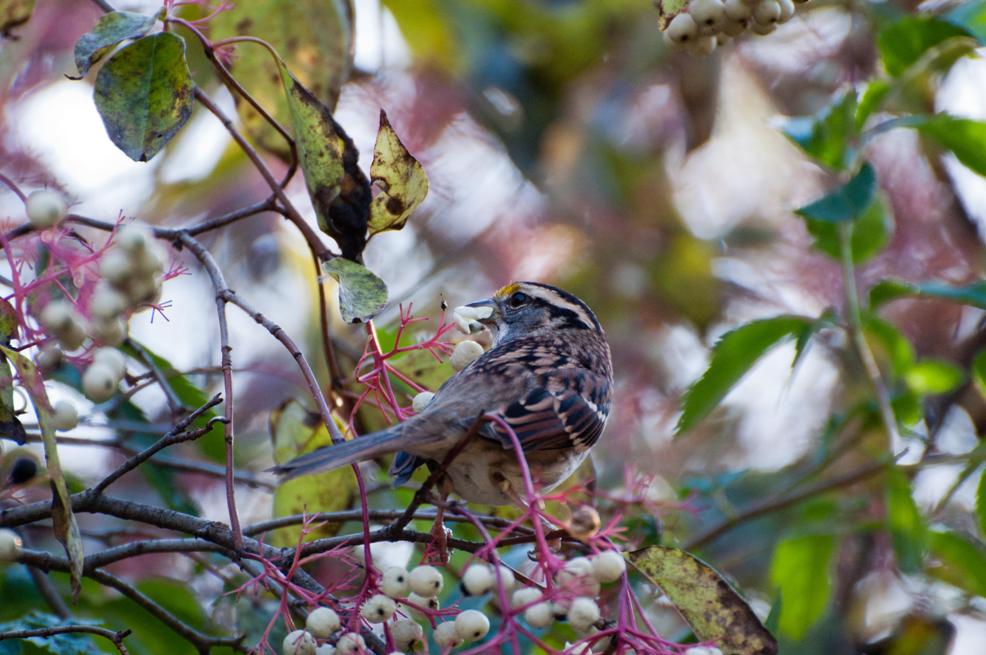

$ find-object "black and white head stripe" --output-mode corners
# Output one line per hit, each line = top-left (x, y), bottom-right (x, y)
(496, 282), (602, 332)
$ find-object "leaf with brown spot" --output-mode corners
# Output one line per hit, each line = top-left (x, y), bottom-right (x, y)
(628, 546), (778, 655)
(210, 0), (354, 159)
(1, 345), (84, 597)
(269, 399), (356, 547)
(368, 110), (429, 237)
(279, 63), (370, 260)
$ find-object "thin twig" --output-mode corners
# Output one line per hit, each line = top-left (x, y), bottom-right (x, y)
(0, 625), (133, 655)
(125, 338), (184, 416)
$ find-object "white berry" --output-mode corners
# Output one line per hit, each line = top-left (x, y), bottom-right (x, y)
(360, 594), (396, 623)
(411, 391), (434, 413)
(665, 13), (698, 45)
(568, 597), (600, 631)
(406, 592), (439, 612)
(462, 564), (495, 596)
(305, 607), (340, 638)
(688, 35), (718, 56)
(408, 565), (443, 597)
(511, 587), (541, 609)
(381, 566), (410, 597)
(283, 630), (317, 655)
(684, 648), (724, 655)
(115, 223), (154, 253)
(39, 301), (74, 333)
(82, 363), (119, 402)
(0, 529), (23, 561)
(723, 0), (751, 19)
(58, 317), (88, 351)
(721, 16), (748, 36)
(315, 645), (336, 655)
(26, 190), (67, 229)
(390, 619), (423, 650)
(449, 340), (484, 371)
(35, 344), (61, 371)
(495, 564), (516, 590)
(689, 0), (725, 34)
(591, 550), (626, 583)
(455, 609), (490, 642)
(335, 633), (365, 655)
(753, 0), (781, 24)
(51, 400), (78, 431)
(90, 284), (129, 320)
(777, 0), (795, 21)
(524, 601), (554, 628)
(90, 317), (127, 346)
(93, 347), (127, 379)
(99, 249), (134, 286)
(433, 622), (461, 649)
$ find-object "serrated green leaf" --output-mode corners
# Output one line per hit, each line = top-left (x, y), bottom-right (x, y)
(268, 400), (355, 547)
(209, 0), (354, 158)
(368, 110), (429, 236)
(93, 32), (193, 162)
(279, 63), (370, 260)
(917, 115), (986, 178)
(877, 16), (972, 77)
(676, 316), (812, 434)
(783, 90), (856, 170)
(856, 79), (891, 130)
(321, 258), (387, 323)
(73, 11), (159, 76)
(803, 194), (892, 264)
(927, 529), (986, 597)
(628, 546), (777, 655)
(869, 278), (986, 310)
(0, 0), (34, 34)
(796, 163), (877, 223)
(769, 534), (836, 641)
(904, 359), (965, 395)
(886, 467), (926, 573)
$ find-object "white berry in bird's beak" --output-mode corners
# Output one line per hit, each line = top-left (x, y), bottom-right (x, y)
(452, 304), (495, 334)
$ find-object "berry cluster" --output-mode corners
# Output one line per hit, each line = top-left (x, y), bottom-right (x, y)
(661, 0), (811, 55)
(277, 547), (632, 655)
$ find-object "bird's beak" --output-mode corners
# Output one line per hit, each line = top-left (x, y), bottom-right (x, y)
(464, 298), (499, 325)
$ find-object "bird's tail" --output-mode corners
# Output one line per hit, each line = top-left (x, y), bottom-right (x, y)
(270, 427), (405, 480)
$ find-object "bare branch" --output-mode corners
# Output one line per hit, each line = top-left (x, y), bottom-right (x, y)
(0, 624), (133, 655)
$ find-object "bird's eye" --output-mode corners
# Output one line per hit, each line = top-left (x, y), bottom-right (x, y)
(507, 291), (528, 308)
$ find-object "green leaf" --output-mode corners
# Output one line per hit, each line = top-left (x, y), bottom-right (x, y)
(927, 529), (986, 597)
(856, 79), (891, 130)
(209, 0), (355, 158)
(783, 90), (856, 170)
(976, 466), (986, 538)
(279, 63), (370, 260)
(0, 299), (25, 445)
(0, 346), (84, 597)
(0, 612), (101, 655)
(803, 194), (892, 264)
(885, 467), (926, 573)
(73, 11), (159, 77)
(796, 163), (877, 223)
(321, 258), (387, 323)
(769, 534), (836, 641)
(946, 0), (986, 43)
(268, 400), (355, 547)
(0, 0), (34, 34)
(628, 546), (777, 655)
(676, 316), (813, 434)
(877, 16), (972, 77)
(868, 278), (986, 310)
(93, 32), (193, 162)
(368, 110), (430, 236)
(973, 349), (986, 402)
(916, 115), (986, 177)
(903, 359), (965, 395)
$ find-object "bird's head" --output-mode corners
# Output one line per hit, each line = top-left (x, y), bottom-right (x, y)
(463, 281), (602, 344)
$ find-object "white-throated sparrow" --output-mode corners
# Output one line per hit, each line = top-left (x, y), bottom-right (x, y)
(274, 282), (613, 506)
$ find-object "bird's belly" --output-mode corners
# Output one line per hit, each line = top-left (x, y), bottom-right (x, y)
(443, 440), (588, 506)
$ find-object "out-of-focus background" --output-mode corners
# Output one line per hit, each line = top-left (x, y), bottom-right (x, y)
(4, 0), (986, 653)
